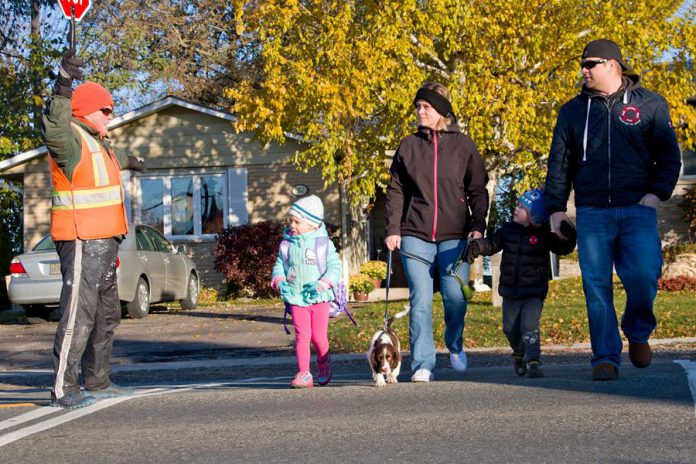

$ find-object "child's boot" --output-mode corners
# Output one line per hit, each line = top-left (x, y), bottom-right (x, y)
(290, 371), (314, 388)
(317, 363), (332, 386)
(512, 352), (527, 376)
(527, 360), (544, 378)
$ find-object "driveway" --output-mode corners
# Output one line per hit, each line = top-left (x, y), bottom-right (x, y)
(0, 303), (295, 371)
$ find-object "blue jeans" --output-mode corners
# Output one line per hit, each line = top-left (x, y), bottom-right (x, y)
(400, 236), (469, 372)
(576, 205), (662, 368)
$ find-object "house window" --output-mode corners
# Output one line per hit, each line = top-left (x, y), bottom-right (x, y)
(136, 169), (248, 239)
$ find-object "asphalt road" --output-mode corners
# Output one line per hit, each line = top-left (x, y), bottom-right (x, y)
(1, 305), (695, 463)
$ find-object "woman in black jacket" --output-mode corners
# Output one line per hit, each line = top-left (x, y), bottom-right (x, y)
(385, 82), (489, 382)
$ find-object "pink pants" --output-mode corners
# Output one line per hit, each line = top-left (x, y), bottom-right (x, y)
(291, 302), (330, 373)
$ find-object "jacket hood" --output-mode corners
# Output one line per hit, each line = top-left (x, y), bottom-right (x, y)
(416, 122), (461, 141)
(582, 73), (641, 98)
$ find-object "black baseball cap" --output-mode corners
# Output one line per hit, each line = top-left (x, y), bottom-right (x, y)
(582, 39), (632, 72)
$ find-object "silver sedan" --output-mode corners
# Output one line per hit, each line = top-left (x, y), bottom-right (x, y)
(8, 224), (199, 319)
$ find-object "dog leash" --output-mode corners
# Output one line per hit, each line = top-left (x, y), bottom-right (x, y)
(382, 249), (393, 331)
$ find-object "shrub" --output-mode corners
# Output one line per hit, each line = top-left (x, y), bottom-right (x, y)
(214, 221), (283, 298)
(658, 276), (696, 292)
(662, 242), (696, 263)
(349, 273), (375, 294)
(680, 184), (696, 241)
(213, 221), (342, 298)
(359, 260), (387, 280)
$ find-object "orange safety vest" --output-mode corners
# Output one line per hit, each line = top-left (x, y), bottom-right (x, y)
(49, 123), (128, 241)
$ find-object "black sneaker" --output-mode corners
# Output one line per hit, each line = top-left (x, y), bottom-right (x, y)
(87, 384), (135, 399)
(527, 360), (544, 378)
(513, 353), (527, 376)
(51, 391), (97, 409)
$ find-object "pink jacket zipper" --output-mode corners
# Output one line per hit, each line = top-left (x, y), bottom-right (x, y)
(432, 133), (438, 241)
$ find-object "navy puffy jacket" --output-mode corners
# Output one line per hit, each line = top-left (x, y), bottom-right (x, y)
(545, 75), (681, 213)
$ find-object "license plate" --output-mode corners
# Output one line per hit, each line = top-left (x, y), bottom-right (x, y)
(49, 263), (60, 275)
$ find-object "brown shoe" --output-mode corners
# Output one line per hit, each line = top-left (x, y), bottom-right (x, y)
(628, 341), (652, 368)
(592, 362), (619, 381)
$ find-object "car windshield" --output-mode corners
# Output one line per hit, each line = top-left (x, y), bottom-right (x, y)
(33, 235), (56, 251)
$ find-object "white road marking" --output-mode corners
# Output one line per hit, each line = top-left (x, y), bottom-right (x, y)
(674, 360), (696, 418)
(0, 406), (62, 432)
(0, 378), (288, 448)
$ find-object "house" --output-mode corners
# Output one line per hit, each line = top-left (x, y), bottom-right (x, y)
(0, 96), (370, 290)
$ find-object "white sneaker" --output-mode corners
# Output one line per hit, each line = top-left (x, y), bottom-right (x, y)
(450, 351), (468, 372)
(411, 368), (433, 382)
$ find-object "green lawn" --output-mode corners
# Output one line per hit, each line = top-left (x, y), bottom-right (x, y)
(328, 276), (696, 353)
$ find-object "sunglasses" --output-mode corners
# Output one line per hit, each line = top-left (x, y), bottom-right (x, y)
(100, 107), (114, 116)
(580, 59), (608, 70)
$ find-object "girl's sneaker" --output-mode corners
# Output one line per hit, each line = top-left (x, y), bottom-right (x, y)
(290, 371), (314, 388)
(317, 364), (332, 386)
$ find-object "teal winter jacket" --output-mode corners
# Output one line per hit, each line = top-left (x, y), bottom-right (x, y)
(271, 224), (341, 307)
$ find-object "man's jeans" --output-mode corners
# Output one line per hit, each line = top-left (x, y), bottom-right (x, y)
(400, 236), (469, 372)
(576, 205), (662, 367)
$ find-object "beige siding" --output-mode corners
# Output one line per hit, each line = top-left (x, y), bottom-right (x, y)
(22, 160), (52, 250)
(109, 107), (307, 169)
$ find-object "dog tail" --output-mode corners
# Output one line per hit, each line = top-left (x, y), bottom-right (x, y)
(386, 305), (410, 329)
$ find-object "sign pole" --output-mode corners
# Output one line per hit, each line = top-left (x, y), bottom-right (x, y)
(70, 6), (76, 51)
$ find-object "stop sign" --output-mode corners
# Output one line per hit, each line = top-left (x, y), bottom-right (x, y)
(58, 0), (91, 22)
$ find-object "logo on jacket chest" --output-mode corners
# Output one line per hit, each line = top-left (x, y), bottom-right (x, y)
(619, 105), (641, 125)
(305, 248), (317, 265)
(528, 235), (538, 245)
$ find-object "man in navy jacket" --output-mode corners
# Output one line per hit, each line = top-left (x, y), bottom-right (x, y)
(544, 39), (681, 381)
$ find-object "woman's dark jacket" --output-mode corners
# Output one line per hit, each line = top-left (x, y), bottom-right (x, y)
(476, 222), (576, 299)
(385, 125), (489, 242)
(545, 75), (681, 213)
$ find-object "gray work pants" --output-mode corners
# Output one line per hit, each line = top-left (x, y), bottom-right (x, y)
(52, 237), (121, 399)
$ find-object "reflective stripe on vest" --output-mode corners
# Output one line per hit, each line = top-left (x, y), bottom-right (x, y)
(52, 184), (123, 210)
(72, 124), (110, 187)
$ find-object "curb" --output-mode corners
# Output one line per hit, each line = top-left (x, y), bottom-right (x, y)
(1, 337), (694, 378)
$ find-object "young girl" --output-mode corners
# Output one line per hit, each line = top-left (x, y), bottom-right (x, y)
(271, 195), (342, 388)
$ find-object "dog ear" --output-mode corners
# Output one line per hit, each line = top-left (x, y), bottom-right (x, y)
(389, 348), (400, 369)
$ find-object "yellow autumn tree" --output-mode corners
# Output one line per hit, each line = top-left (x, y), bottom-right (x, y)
(228, 0), (696, 199)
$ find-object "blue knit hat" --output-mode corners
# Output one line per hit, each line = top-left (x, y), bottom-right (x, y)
(289, 194), (324, 227)
(518, 188), (549, 226)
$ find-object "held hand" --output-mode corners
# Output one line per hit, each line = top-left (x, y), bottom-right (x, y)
(315, 280), (331, 293)
(59, 49), (84, 81)
(559, 220), (577, 240)
(638, 193), (660, 209)
(465, 240), (482, 264)
(550, 212), (571, 239)
(385, 235), (401, 251)
(468, 231), (483, 240)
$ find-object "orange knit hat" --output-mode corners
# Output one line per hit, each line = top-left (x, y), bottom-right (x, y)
(71, 82), (114, 117)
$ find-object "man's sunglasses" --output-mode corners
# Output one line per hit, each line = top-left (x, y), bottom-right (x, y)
(100, 108), (114, 116)
(580, 59), (608, 70)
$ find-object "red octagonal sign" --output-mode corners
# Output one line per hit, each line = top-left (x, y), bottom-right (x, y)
(58, 0), (91, 22)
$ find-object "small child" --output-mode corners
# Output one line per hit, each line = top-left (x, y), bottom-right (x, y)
(271, 195), (342, 388)
(466, 188), (576, 378)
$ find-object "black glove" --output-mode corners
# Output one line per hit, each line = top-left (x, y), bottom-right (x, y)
(465, 240), (482, 264)
(126, 156), (146, 172)
(54, 49), (84, 98)
(559, 220), (577, 239)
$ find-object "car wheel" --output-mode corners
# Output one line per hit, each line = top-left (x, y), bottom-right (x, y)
(180, 273), (199, 310)
(126, 277), (150, 319)
(22, 305), (51, 323)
